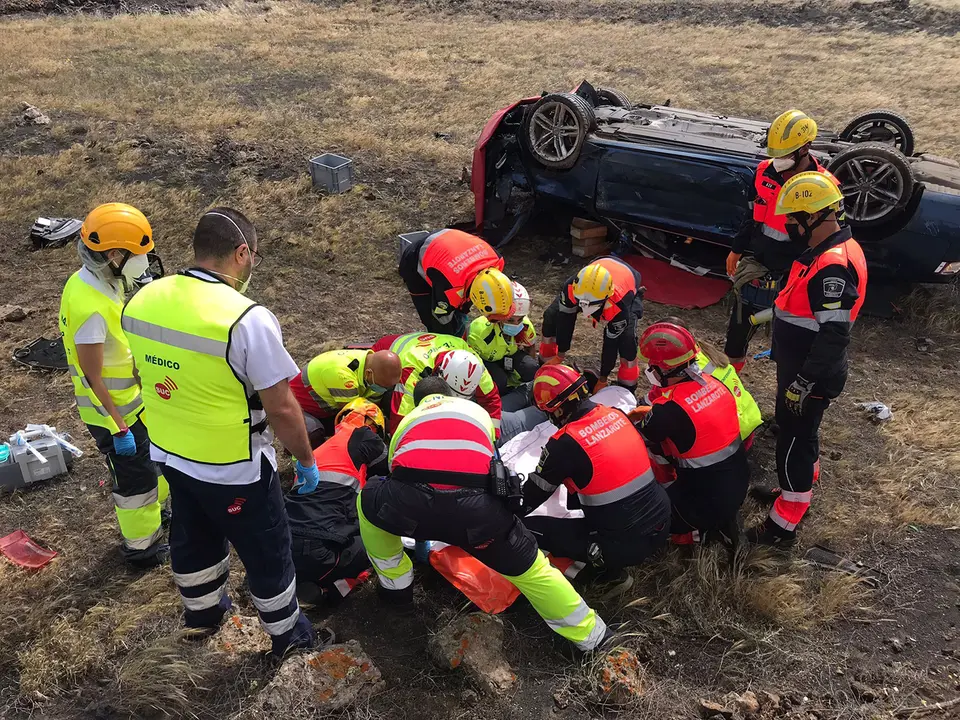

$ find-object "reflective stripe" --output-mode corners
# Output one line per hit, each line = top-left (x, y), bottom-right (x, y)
(814, 309), (852, 323)
(491, 417), (501, 429)
(318, 470), (361, 491)
(529, 473), (557, 492)
(579, 469), (655, 506)
(180, 581), (227, 611)
(649, 452), (671, 465)
(559, 303), (579, 314)
(761, 224), (790, 242)
(103, 377), (138, 390)
(676, 437), (741, 468)
(563, 560), (586, 579)
(370, 551), (406, 571)
(124, 526), (163, 551)
(660, 480), (675, 490)
(770, 507), (799, 531)
(545, 600), (591, 632)
(701, 361), (716, 374)
(173, 556), (231, 588)
(113, 487), (159, 510)
(780, 489), (813, 503)
(251, 577), (297, 614)
(261, 609), (301, 636)
(77, 394), (142, 416)
(574, 615), (607, 652)
(377, 570), (413, 591)
(121, 316), (228, 357)
(392, 439), (493, 460)
(400, 409), (493, 441)
(328, 387), (360, 398)
(390, 334), (421, 357)
(368, 446), (388, 470)
(334, 579), (353, 597)
(774, 307), (821, 332)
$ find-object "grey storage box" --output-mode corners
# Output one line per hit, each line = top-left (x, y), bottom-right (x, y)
(309, 153), (354, 194)
(0, 438), (73, 490)
(397, 230), (430, 262)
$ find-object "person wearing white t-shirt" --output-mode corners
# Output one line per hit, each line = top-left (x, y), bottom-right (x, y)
(122, 208), (329, 656)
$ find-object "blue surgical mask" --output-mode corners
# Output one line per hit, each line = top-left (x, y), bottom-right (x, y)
(367, 382), (391, 395)
(502, 322), (524, 337)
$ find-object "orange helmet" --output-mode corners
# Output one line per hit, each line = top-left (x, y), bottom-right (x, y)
(533, 364), (588, 412)
(638, 323), (700, 372)
(335, 398), (385, 436)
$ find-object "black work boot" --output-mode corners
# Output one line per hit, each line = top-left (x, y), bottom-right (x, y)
(745, 518), (797, 551)
(749, 485), (782, 505)
(591, 569), (634, 602)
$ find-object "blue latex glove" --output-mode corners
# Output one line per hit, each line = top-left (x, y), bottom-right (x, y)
(294, 460), (321, 495)
(112, 429), (137, 456)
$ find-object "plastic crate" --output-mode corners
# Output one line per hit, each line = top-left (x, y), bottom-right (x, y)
(309, 153), (354, 194)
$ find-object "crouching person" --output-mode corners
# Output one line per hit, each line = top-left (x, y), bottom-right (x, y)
(285, 399), (388, 607)
(636, 322), (749, 547)
(358, 375), (611, 653)
(521, 365), (670, 599)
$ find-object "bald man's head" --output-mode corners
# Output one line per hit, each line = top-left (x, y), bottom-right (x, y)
(365, 350), (402, 390)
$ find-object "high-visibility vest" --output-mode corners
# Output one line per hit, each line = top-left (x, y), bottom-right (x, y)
(389, 394), (495, 476)
(311, 413), (369, 492)
(59, 270), (142, 433)
(466, 316), (537, 363)
(564, 256), (638, 323)
(696, 351), (763, 441)
(753, 158), (831, 241)
(651, 375), (742, 468)
(774, 236), (868, 331)
(299, 349), (371, 414)
(417, 229), (504, 310)
(551, 405), (655, 506)
(122, 272), (261, 465)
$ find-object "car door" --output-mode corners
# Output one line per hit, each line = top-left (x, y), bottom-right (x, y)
(594, 143), (754, 244)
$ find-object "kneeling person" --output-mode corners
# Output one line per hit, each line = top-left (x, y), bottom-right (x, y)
(358, 376), (610, 653)
(636, 322), (749, 545)
(285, 399), (388, 606)
(521, 364), (670, 597)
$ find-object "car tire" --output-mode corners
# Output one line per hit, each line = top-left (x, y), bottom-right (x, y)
(827, 142), (916, 227)
(523, 92), (596, 171)
(839, 109), (915, 156)
(596, 87), (633, 109)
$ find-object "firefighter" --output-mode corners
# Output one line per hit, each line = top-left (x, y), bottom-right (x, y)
(520, 365), (671, 598)
(541, 256), (643, 391)
(285, 399), (388, 607)
(746, 172), (867, 548)
(58, 203), (168, 569)
(650, 317), (763, 449)
(466, 280), (539, 411)
(289, 348), (401, 446)
(636, 322), (749, 546)
(358, 375), (612, 653)
(397, 228), (513, 336)
(724, 110), (835, 372)
(123, 208), (323, 655)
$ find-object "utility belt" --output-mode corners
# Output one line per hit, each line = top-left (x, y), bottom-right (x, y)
(391, 457), (522, 512)
(740, 276), (782, 310)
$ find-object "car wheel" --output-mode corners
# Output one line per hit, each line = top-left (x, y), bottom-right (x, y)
(839, 109), (915, 156)
(596, 87), (633, 109)
(523, 92), (596, 171)
(827, 142), (915, 227)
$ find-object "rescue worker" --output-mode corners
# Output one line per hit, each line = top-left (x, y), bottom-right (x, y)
(122, 208), (323, 655)
(289, 348), (401, 446)
(397, 228), (513, 337)
(372, 332), (503, 436)
(636, 323), (749, 546)
(285, 399), (387, 607)
(358, 375), (611, 653)
(541, 256), (643, 391)
(520, 365), (671, 598)
(724, 110), (834, 371)
(746, 172), (867, 548)
(650, 317), (762, 449)
(466, 280), (538, 411)
(58, 203), (168, 569)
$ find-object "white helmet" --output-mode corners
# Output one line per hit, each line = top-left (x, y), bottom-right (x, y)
(438, 350), (484, 397)
(510, 281), (531, 317)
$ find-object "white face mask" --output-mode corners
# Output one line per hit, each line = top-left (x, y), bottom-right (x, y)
(212, 249), (255, 294)
(644, 367), (662, 387)
(772, 156), (796, 172)
(118, 253), (151, 292)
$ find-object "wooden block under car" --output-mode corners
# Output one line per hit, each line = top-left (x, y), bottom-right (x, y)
(572, 241), (611, 258)
(570, 224), (609, 240)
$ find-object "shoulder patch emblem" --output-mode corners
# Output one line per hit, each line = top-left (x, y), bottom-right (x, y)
(761, 180), (777, 190)
(822, 277), (846, 298)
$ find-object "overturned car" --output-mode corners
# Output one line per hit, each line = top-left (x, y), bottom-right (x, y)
(471, 81), (960, 283)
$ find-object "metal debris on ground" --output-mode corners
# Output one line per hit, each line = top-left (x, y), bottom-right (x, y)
(803, 545), (886, 589)
(855, 401), (893, 423)
(915, 337), (935, 353)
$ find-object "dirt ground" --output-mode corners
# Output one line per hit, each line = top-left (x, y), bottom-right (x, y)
(0, 1), (958, 718)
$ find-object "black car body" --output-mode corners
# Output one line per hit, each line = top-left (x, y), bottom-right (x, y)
(471, 81), (960, 283)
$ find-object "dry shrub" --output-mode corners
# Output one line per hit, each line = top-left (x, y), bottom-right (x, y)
(116, 639), (207, 718)
(897, 283), (960, 337)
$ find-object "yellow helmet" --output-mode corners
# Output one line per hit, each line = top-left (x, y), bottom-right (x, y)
(80, 203), (154, 254)
(767, 110), (818, 158)
(336, 398), (385, 435)
(573, 263), (614, 303)
(774, 171), (844, 216)
(470, 268), (514, 319)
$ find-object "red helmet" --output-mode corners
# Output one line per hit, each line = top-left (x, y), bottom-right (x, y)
(533, 364), (588, 412)
(638, 322), (700, 372)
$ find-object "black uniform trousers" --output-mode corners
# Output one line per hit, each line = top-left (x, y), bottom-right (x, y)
(774, 363), (830, 501)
